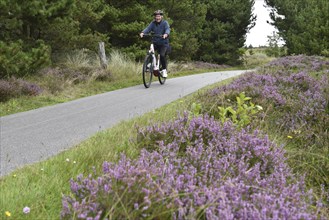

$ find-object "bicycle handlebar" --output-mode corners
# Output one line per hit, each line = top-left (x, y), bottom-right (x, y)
(142, 33), (164, 38)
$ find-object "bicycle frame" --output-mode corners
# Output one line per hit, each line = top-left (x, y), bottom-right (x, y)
(149, 43), (161, 74)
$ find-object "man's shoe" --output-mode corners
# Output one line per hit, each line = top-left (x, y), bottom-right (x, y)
(161, 69), (168, 78)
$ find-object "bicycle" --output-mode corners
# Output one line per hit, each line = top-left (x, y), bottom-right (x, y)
(142, 34), (167, 88)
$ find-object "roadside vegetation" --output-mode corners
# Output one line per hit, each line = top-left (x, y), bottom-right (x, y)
(0, 47), (273, 117)
(1, 55), (328, 219)
(0, 49), (232, 116)
(241, 47), (276, 69)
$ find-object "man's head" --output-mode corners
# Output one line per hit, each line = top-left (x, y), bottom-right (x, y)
(153, 10), (163, 23)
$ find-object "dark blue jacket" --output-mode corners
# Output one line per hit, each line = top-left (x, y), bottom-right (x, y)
(142, 20), (170, 45)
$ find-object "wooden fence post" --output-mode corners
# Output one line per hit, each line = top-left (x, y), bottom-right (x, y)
(98, 42), (108, 69)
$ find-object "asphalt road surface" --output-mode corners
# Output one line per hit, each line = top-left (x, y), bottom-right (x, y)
(0, 70), (247, 177)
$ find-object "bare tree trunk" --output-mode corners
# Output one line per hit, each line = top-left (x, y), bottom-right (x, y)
(98, 42), (108, 69)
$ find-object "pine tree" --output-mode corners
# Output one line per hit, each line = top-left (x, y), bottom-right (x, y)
(154, 0), (207, 60)
(0, 0), (111, 77)
(44, 0), (109, 53)
(100, 0), (154, 59)
(196, 0), (256, 65)
(265, 0), (329, 56)
(0, 0), (75, 77)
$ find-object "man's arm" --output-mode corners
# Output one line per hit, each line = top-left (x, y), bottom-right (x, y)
(141, 22), (154, 37)
(163, 21), (170, 39)
(164, 21), (170, 35)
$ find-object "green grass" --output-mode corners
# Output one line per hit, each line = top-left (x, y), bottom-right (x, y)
(242, 49), (275, 69)
(0, 78), (235, 219)
(261, 125), (329, 190)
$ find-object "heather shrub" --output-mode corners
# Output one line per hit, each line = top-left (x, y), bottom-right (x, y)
(61, 115), (323, 219)
(0, 78), (43, 102)
(18, 79), (43, 96)
(38, 68), (68, 94)
(0, 80), (16, 102)
(204, 58), (329, 148)
(42, 66), (93, 86)
(264, 55), (329, 73)
(198, 55), (329, 189)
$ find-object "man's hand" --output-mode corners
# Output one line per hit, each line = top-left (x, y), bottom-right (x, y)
(140, 33), (144, 38)
(163, 34), (168, 39)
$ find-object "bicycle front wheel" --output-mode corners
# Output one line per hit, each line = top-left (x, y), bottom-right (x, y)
(143, 55), (153, 88)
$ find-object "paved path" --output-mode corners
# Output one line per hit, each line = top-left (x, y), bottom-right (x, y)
(0, 70), (247, 176)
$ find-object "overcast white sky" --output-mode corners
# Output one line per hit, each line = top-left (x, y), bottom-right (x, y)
(245, 0), (277, 47)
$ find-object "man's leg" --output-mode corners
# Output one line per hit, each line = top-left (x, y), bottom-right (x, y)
(159, 45), (168, 77)
(159, 45), (168, 70)
(155, 44), (168, 77)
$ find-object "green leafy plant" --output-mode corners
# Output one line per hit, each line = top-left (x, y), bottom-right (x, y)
(190, 102), (203, 117)
(218, 92), (263, 127)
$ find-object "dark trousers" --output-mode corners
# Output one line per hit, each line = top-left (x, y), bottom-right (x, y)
(154, 44), (168, 70)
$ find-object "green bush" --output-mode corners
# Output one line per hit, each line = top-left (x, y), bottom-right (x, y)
(0, 40), (51, 78)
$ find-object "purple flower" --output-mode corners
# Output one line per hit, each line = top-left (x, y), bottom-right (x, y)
(61, 114), (323, 219)
(23, 206), (30, 214)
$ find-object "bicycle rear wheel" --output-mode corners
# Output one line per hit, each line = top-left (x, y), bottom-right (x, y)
(143, 55), (153, 88)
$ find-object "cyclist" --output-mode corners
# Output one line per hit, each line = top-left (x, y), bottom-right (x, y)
(140, 10), (170, 78)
